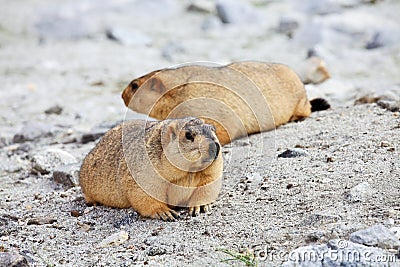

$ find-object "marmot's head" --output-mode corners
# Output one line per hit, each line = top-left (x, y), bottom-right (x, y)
(160, 117), (221, 172)
(122, 69), (165, 112)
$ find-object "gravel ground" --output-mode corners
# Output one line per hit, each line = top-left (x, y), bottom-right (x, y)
(1, 0), (400, 266)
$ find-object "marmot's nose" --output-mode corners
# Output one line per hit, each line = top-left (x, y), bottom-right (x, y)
(208, 142), (220, 160)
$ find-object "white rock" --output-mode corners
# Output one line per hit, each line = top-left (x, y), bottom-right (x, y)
(298, 56), (331, 85)
(246, 172), (263, 188)
(350, 224), (400, 249)
(98, 230), (129, 248)
(106, 27), (152, 46)
(31, 148), (78, 174)
(347, 182), (374, 202)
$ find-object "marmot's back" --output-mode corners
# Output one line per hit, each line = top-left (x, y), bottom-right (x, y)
(79, 121), (146, 208)
(228, 62), (311, 125)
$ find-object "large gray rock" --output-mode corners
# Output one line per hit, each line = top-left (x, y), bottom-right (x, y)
(294, 10), (400, 49)
(31, 148), (78, 175)
(0, 250), (29, 267)
(13, 122), (54, 143)
(216, 0), (260, 24)
(282, 239), (396, 266)
(36, 15), (91, 41)
(350, 224), (400, 249)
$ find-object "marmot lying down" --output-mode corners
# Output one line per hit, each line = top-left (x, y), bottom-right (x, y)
(122, 61), (330, 145)
(79, 117), (223, 221)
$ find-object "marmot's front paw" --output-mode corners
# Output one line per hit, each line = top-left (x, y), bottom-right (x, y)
(188, 204), (212, 217)
(150, 208), (180, 221)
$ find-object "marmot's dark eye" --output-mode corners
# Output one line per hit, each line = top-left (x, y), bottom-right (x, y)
(185, 131), (194, 142)
(131, 82), (139, 91)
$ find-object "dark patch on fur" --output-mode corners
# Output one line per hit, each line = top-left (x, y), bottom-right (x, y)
(310, 98), (330, 112)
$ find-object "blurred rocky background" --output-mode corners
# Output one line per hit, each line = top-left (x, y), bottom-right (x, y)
(0, 1), (399, 266)
(1, 0), (399, 136)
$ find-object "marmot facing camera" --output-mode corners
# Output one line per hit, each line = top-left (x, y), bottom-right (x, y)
(79, 117), (223, 220)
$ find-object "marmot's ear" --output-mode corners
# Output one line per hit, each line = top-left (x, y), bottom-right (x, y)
(187, 117), (204, 125)
(147, 76), (166, 94)
(210, 124), (216, 133)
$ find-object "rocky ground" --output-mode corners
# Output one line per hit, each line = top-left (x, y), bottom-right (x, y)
(1, 0), (400, 266)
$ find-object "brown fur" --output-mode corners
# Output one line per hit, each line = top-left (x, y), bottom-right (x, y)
(79, 117), (223, 220)
(122, 61), (317, 145)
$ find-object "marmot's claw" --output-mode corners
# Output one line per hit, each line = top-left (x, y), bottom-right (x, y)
(189, 206), (201, 217)
(170, 210), (180, 220)
(156, 210), (179, 221)
(201, 204), (212, 213)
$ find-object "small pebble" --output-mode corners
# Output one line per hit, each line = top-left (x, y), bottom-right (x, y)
(27, 217), (57, 225)
(98, 231), (129, 248)
(80, 131), (106, 144)
(52, 163), (80, 188)
(77, 222), (91, 232)
(326, 156), (335, 162)
(278, 148), (308, 158)
(44, 105), (63, 115)
(146, 245), (167, 256)
(70, 210), (82, 217)
(380, 141), (391, 147)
